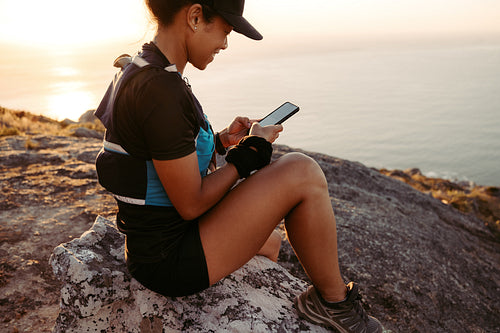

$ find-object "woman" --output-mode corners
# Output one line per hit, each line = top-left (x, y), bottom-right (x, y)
(95, 1), (382, 332)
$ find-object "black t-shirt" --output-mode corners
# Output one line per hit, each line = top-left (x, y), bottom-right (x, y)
(101, 43), (210, 263)
(114, 50), (201, 161)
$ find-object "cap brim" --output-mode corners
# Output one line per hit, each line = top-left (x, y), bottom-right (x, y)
(218, 11), (263, 40)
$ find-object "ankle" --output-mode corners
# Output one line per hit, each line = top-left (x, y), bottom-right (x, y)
(318, 285), (348, 304)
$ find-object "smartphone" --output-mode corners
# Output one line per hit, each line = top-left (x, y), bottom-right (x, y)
(259, 102), (300, 127)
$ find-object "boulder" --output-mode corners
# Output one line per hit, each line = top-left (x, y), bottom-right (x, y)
(78, 110), (98, 124)
(47, 143), (500, 333)
(49, 216), (330, 333)
(69, 127), (103, 139)
(61, 118), (77, 127)
(273, 146), (500, 333)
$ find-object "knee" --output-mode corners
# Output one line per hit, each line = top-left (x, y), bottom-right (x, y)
(277, 152), (327, 189)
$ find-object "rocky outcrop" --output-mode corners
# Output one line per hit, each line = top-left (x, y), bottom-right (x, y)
(47, 144), (500, 333)
(49, 216), (329, 333)
(1, 129), (498, 332)
(0, 134), (116, 332)
(273, 146), (500, 332)
(380, 167), (500, 239)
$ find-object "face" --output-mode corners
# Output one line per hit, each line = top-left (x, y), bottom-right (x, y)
(188, 15), (233, 70)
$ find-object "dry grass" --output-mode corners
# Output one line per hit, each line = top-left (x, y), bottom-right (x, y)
(0, 106), (62, 136)
(381, 168), (500, 240)
(63, 119), (105, 133)
(0, 127), (20, 136)
(0, 106), (104, 138)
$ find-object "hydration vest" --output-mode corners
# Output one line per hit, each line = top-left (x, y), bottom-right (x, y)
(95, 52), (215, 207)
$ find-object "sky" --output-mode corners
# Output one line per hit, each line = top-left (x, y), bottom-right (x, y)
(0, 0), (499, 46)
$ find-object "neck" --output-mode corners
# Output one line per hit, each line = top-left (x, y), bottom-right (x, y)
(153, 25), (188, 74)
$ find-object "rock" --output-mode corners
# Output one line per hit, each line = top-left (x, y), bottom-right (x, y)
(49, 216), (329, 333)
(485, 186), (500, 197)
(0, 133), (119, 333)
(0, 151), (65, 167)
(380, 164), (500, 242)
(78, 110), (98, 124)
(70, 127), (103, 139)
(3, 134), (492, 332)
(273, 145), (500, 332)
(404, 167), (422, 176)
(0, 135), (100, 168)
(60, 118), (77, 127)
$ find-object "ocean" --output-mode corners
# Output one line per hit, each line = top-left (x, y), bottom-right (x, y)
(1, 34), (499, 186)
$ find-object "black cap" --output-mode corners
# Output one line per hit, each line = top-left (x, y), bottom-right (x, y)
(200, 0), (263, 40)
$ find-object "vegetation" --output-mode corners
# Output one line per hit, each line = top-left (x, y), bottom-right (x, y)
(0, 106), (104, 137)
(0, 127), (20, 137)
(0, 106), (62, 136)
(380, 168), (500, 240)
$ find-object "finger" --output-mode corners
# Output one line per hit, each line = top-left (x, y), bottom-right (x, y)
(251, 122), (263, 130)
(237, 116), (251, 126)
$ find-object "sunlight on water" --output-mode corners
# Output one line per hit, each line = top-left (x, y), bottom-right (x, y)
(44, 67), (95, 119)
(46, 83), (95, 121)
(0, 41), (138, 121)
(52, 66), (80, 77)
(1, 35), (499, 185)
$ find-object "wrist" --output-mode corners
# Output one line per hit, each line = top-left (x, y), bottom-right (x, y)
(225, 136), (273, 179)
(219, 128), (230, 148)
(215, 132), (227, 155)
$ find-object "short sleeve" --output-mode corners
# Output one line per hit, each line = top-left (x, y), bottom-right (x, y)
(137, 74), (198, 160)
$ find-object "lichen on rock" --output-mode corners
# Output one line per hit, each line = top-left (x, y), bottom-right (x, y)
(49, 216), (329, 333)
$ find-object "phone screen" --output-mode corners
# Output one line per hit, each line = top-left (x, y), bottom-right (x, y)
(259, 102), (300, 126)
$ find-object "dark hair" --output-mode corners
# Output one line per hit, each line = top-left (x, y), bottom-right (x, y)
(146, 0), (217, 27)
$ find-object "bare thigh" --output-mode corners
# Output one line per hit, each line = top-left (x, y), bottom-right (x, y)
(198, 152), (321, 285)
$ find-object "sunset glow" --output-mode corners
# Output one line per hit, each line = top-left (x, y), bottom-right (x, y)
(46, 82), (94, 121)
(0, 0), (151, 46)
(1, 0), (499, 47)
(1, 0), (499, 122)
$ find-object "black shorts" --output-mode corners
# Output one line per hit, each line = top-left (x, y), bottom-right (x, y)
(126, 221), (210, 297)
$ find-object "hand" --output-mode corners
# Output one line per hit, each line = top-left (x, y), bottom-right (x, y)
(220, 116), (252, 147)
(249, 122), (283, 143)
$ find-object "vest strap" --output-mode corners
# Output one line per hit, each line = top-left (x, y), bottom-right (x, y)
(103, 140), (129, 155)
(114, 194), (146, 206)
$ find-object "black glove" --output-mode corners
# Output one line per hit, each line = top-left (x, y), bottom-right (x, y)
(225, 136), (272, 178)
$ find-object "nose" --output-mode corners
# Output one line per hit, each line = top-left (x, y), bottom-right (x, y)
(222, 36), (228, 50)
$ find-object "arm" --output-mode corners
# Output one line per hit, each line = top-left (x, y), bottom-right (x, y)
(153, 121), (283, 221)
(153, 152), (239, 221)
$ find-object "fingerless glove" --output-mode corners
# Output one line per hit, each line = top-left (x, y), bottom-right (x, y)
(225, 136), (272, 178)
(214, 132), (227, 155)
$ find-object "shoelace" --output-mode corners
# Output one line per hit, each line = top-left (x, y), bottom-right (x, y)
(353, 293), (369, 323)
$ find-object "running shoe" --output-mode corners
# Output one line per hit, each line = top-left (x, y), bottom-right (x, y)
(294, 282), (383, 333)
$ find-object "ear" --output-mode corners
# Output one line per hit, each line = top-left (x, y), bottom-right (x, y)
(186, 4), (203, 32)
